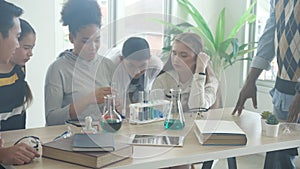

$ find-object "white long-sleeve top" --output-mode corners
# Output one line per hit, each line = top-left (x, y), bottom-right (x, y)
(152, 70), (218, 111)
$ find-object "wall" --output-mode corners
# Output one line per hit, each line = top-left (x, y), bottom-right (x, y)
(7, 0), (64, 128)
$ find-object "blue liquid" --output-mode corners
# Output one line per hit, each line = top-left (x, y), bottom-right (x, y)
(153, 109), (164, 118)
(164, 119), (185, 130)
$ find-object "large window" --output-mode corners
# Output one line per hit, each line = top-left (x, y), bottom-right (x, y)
(110, 0), (166, 56)
(89, 0), (168, 57)
(254, 0), (277, 83)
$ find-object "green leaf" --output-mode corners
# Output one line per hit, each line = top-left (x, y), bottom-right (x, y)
(218, 38), (235, 52)
(162, 46), (171, 51)
(238, 41), (258, 50)
(215, 8), (226, 50)
(177, 0), (215, 43)
(248, 14), (257, 23)
(223, 57), (252, 69)
(228, 0), (257, 39)
(230, 38), (239, 57)
(237, 47), (257, 56)
(266, 114), (279, 125)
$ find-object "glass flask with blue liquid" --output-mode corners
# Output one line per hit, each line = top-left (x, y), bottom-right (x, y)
(164, 88), (185, 130)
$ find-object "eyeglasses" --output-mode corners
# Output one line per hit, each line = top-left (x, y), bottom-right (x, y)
(14, 136), (41, 151)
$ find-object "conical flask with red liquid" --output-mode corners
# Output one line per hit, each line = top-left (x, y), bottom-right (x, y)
(100, 94), (122, 132)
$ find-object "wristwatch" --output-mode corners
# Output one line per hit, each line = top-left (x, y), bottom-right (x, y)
(295, 82), (300, 93)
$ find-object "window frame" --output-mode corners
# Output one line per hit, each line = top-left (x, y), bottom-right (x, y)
(105, 0), (172, 49)
(244, 0), (276, 91)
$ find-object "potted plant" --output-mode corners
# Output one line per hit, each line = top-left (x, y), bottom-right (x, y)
(261, 111), (272, 131)
(156, 0), (257, 76)
(265, 114), (280, 137)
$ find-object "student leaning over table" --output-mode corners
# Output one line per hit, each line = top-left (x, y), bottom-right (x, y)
(152, 32), (219, 111)
(10, 19), (36, 68)
(1, 18), (36, 132)
(0, 0), (40, 167)
(107, 37), (152, 104)
(45, 0), (115, 126)
(116, 37), (152, 104)
(106, 37), (164, 117)
(232, 0), (300, 168)
(0, 5), (36, 131)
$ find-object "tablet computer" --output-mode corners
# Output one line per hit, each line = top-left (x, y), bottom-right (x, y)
(130, 134), (184, 147)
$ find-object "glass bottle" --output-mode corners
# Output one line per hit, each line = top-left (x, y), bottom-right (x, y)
(164, 88), (185, 130)
(100, 94), (122, 132)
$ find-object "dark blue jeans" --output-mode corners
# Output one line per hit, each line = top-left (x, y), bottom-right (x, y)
(263, 102), (299, 169)
(264, 148), (298, 169)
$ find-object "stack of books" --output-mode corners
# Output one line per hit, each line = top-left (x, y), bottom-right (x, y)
(42, 133), (132, 168)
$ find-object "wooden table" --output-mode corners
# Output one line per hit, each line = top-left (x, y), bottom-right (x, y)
(2, 108), (300, 169)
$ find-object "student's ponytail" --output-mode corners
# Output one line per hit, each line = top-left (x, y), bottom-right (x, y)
(24, 82), (33, 108)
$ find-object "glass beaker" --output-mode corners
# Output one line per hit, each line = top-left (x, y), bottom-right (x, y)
(100, 94), (122, 132)
(164, 88), (185, 130)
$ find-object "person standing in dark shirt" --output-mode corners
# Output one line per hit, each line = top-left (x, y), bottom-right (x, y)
(233, 0), (300, 168)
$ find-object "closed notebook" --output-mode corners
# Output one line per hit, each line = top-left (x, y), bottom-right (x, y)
(194, 120), (247, 146)
(72, 133), (115, 151)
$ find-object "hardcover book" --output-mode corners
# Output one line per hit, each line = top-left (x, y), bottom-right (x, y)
(194, 120), (247, 146)
(42, 135), (132, 168)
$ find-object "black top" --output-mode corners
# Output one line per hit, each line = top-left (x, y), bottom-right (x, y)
(0, 65), (27, 131)
(128, 75), (145, 103)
